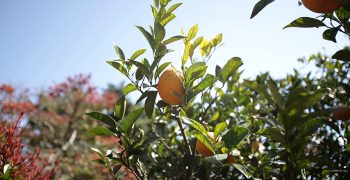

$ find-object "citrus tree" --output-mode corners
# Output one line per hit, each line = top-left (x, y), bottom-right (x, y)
(86, 0), (350, 179)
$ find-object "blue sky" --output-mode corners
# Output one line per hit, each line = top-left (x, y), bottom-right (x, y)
(0, 0), (348, 91)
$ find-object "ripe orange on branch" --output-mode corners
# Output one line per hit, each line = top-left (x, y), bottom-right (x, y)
(302, 0), (343, 13)
(157, 65), (185, 105)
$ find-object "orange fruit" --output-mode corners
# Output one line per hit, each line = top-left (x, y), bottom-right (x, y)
(333, 106), (350, 121)
(196, 132), (215, 157)
(225, 155), (235, 164)
(157, 65), (185, 105)
(302, 0), (343, 13)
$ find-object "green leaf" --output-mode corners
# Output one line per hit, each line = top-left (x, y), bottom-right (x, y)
(322, 27), (338, 43)
(86, 126), (113, 137)
(120, 108), (144, 133)
(181, 116), (208, 135)
(286, 88), (324, 112)
(145, 91), (157, 118)
(210, 33), (223, 47)
(220, 57), (243, 83)
(185, 62), (207, 84)
(160, 13), (176, 26)
(136, 26), (155, 50)
(86, 112), (117, 128)
(187, 24), (198, 41)
(167, 3), (182, 14)
(296, 118), (326, 140)
(193, 36), (203, 49)
(182, 42), (192, 65)
(250, 0), (275, 19)
(214, 121), (227, 138)
(193, 74), (216, 96)
(284, 17), (326, 29)
(192, 130), (214, 153)
(222, 126), (249, 149)
(154, 23), (166, 44)
(162, 35), (186, 45)
(130, 49), (146, 61)
(332, 49), (350, 62)
(129, 60), (151, 80)
(136, 91), (155, 104)
(123, 83), (137, 96)
(204, 154), (228, 163)
(232, 164), (252, 179)
(107, 61), (128, 77)
(115, 95), (126, 120)
(258, 128), (285, 144)
(155, 62), (171, 79)
(267, 77), (284, 110)
(114, 45), (125, 59)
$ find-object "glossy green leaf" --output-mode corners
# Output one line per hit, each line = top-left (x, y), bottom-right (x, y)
(86, 112), (117, 128)
(232, 164), (252, 179)
(210, 33), (222, 47)
(130, 49), (146, 61)
(214, 121), (227, 138)
(129, 60), (151, 80)
(155, 23), (166, 44)
(120, 108), (144, 133)
(284, 17), (326, 29)
(193, 74), (216, 96)
(136, 26), (155, 50)
(114, 45), (125, 59)
(107, 61), (128, 77)
(250, 0), (275, 19)
(162, 35), (186, 45)
(181, 116), (208, 135)
(185, 62), (207, 84)
(160, 13), (176, 26)
(222, 126), (249, 149)
(123, 83), (137, 96)
(193, 36), (203, 49)
(86, 126), (113, 137)
(204, 154), (228, 164)
(155, 62), (171, 79)
(220, 57), (243, 83)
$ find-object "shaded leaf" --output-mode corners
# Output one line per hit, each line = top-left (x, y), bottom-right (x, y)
(250, 0), (275, 19)
(115, 95), (126, 120)
(155, 23), (166, 44)
(258, 128), (285, 144)
(86, 126), (113, 137)
(107, 61), (128, 77)
(222, 126), (249, 149)
(136, 26), (155, 50)
(114, 45), (125, 59)
(86, 112), (117, 128)
(332, 49), (350, 62)
(155, 62), (171, 79)
(322, 27), (339, 43)
(145, 91), (157, 118)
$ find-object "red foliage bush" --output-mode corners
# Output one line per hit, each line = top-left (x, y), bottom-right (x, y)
(0, 113), (59, 179)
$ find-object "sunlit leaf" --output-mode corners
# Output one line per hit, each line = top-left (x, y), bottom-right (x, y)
(185, 62), (207, 84)
(214, 121), (227, 138)
(130, 49), (146, 61)
(107, 61), (128, 77)
(284, 17), (326, 29)
(114, 45), (125, 59)
(220, 57), (243, 83)
(123, 83), (137, 96)
(120, 108), (144, 133)
(162, 35), (186, 45)
(187, 24), (198, 41)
